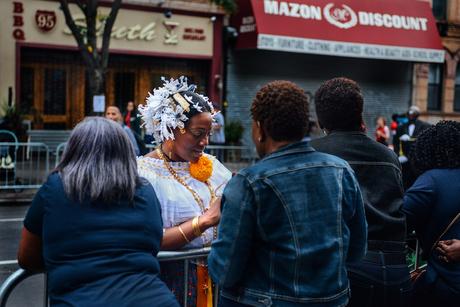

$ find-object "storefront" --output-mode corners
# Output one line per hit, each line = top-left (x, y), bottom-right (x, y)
(228, 0), (444, 145)
(0, 0), (224, 129)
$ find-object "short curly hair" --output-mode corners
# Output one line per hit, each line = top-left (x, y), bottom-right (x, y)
(411, 120), (460, 174)
(251, 80), (309, 142)
(314, 77), (363, 131)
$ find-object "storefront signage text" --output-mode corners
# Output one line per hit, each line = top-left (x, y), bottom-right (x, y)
(263, 0), (428, 31)
(63, 16), (157, 41)
(12, 1), (25, 40)
(258, 34), (444, 63)
(35, 10), (57, 32)
(183, 28), (206, 41)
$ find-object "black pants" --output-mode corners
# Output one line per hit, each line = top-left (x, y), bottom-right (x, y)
(347, 241), (412, 307)
(411, 270), (460, 307)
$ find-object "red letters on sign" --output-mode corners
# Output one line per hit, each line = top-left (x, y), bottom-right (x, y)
(13, 2), (23, 13)
(13, 29), (25, 40)
(12, 1), (25, 40)
(13, 15), (23, 27)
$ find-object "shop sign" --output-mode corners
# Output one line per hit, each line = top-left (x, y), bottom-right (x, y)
(183, 28), (206, 41)
(12, 1), (25, 40)
(63, 15), (157, 41)
(234, 0), (445, 63)
(35, 10), (57, 32)
(163, 20), (180, 44)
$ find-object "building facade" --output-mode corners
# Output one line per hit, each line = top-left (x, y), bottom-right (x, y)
(413, 0), (460, 123)
(1, 0), (224, 129)
(226, 0), (445, 146)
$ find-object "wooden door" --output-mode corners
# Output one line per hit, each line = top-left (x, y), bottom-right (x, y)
(20, 63), (79, 129)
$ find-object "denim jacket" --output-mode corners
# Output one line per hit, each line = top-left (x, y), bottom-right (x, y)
(208, 141), (367, 307)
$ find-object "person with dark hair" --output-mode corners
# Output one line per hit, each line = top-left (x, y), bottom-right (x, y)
(124, 101), (142, 136)
(310, 77), (411, 307)
(208, 80), (367, 306)
(17, 117), (178, 307)
(124, 101), (147, 154)
(402, 120), (460, 307)
(137, 77), (231, 306)
(393, 105), (431, 189)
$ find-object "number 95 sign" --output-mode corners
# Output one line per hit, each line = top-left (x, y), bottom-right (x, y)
(35, 10), (56, 32)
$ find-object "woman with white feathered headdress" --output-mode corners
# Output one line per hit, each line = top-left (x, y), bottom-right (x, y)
(137, 77), (231, 307)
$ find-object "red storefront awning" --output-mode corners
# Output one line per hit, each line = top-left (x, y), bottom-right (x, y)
(233, 0), (445, 63)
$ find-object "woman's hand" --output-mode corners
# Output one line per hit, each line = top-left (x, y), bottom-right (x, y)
(437, 239), (460, 263)
(200, 197), (222, 229)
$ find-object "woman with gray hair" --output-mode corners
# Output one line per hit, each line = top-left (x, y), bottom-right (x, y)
(17, 117), (178, 307)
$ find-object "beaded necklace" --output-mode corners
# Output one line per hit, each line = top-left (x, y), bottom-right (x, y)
(156, 148), (217, 241)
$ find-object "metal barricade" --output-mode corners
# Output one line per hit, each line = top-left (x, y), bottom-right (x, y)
(55, 143), (66, 167)
(0, 243), (427, 307)
(0, 248), (212, 307)
(0, 142), (49, 190)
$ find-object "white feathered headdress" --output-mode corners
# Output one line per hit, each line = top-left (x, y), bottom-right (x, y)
(138, 76), (214, 142)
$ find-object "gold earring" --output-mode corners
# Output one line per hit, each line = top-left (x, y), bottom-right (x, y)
(180, 127), (186, 134)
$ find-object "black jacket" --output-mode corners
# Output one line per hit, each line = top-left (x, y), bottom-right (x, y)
(393, 119), (431, 158)
(311, 131), (406, 242)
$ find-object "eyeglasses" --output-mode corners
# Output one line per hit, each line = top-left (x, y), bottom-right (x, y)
(188, 128), (213, 140)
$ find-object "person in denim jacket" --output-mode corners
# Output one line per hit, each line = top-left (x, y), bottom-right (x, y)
(310, 78), (411, 307)
(208, 81), (367, 307)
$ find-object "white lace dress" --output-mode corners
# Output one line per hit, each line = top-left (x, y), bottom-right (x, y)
(137, 154), (232, 249)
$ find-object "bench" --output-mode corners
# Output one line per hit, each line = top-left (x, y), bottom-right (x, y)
(27, 130), (72, 153)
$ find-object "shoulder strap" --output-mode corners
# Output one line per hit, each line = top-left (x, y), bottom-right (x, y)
(431, 212), (460, 253)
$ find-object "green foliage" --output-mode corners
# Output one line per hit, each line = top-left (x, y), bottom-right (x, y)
(210, 0), (237, 13)
(225, 120), (244, 144)
(0, 105), (26, 138)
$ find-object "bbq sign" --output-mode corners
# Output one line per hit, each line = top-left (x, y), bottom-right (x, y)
(234, 0), (444, 63)
(35, 10), (56, 32)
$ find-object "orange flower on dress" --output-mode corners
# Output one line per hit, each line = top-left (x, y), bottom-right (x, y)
(190, 155), (213, 182)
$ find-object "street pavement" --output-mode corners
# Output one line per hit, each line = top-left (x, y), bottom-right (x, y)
(0, 203), (45, 307)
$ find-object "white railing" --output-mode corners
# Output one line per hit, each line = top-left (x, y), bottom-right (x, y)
(0, 142), (49, 191)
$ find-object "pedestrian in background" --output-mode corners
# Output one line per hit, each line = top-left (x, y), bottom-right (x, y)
(393, 105), (431, 189)
(375, 116), (390, 146)
(403, 120), (460, 307)
(124, 101), (147, 154)
(124, 101), (142, 137)
(105, 105), (140, 156)
(311, 77), (411, 307)
(17, 117), (178, 307)
(209, 80), (367, 306)
(210, 104), (225, 161)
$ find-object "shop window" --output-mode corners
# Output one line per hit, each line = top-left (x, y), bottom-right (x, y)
(114, 72), (135, 110)
(454, 65), (460, 112)
(44, 68), (67, 115)
(20, 67), (34, 114)
(427, 63), (443, 111)
(432, 0), (447, 21)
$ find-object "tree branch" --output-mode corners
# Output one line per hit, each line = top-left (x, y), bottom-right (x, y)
(101, 0), (122, 69)
(58, 0), (93, 66)
(86, 0), (98, 64)
(74, 0), (85, 12)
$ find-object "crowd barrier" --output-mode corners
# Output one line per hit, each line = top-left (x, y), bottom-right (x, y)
(0, 244), (426, 307)
(0, 142), (255, 192)
(0, 142), (49, 191)
(0, 248), (212, 307)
